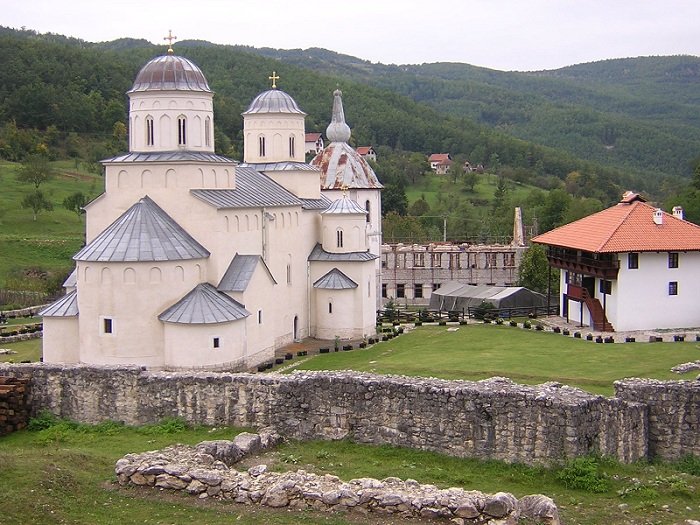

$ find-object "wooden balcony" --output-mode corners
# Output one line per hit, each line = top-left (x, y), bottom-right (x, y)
(546, 248), (619, 279)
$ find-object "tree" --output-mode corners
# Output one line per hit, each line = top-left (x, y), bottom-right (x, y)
(381, 183), (408, 216)
(16, 154), (55, 188)
(22, 190), (53, 221)
(518, 244), (550, 294)
(63, 192), (88, 219)
(463, 170), (478, 192)
(408, 197), (430, 216)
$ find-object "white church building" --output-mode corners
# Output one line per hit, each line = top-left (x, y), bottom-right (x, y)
(40, 49), (382, 370)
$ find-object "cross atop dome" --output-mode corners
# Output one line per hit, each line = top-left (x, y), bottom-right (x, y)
(268, 71), (280, 89)
(164, 30), (177, 55)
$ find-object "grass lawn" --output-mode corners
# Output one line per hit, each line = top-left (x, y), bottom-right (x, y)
(0, 338), (41, 363)
(1, 420), (698, 525)
(289, 325), (700, 395)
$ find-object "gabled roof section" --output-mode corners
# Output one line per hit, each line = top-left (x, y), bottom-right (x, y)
(429, 153), (451, 162)
(63, 268), (77, 288)
(102, 151), (236, 165)
(532, 199), (700, 253)
(300, 194), (332, 211)
(74, 196), (209, 262)
(191, 167), (303, 209)
(313, 268), (358, 290)
(40, 291), (78, 317)
(305, 132), (322, 141)
(159, 283), (250, 324)
(218, 254), (277, 292)
(308, 243), (379, 262)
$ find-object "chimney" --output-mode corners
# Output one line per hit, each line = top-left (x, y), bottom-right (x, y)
(672, 206), (684, 220)
(653, 208), (663, 225)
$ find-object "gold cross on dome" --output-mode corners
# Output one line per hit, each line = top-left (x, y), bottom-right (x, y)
(164, 30), (177, 54)
(269, 71), (280, 89)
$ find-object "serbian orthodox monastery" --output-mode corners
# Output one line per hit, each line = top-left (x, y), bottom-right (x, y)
(40, 48), (381, 370)
(532, 192), (700, 332)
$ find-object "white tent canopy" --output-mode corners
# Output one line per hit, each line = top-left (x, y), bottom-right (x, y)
(428, 282), (547, 312)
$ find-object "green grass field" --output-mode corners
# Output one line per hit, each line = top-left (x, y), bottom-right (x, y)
(1, 419), (698, 525)
(288, 325), (700, 395)
(0, 160), (101, 291)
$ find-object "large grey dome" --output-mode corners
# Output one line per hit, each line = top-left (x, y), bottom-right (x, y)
(242, 89), (306, 115)
(129, 55), (211, 93)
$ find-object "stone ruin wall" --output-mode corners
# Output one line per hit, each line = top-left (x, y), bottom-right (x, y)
(615, 378), (700, 460)
(0, 363), (666, 464)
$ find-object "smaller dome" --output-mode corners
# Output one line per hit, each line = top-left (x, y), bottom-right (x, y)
(242, 89), (306, 115)
(129, 55), (211, 93)
(322, 195), (368, 215)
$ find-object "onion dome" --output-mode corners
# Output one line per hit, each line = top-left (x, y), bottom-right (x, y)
(312, 89), (382, 190)
(128, 54), (211, 93)
(242, 89), (306, 115)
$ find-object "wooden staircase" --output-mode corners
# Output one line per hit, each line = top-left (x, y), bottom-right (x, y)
(581, 288), (614, 332)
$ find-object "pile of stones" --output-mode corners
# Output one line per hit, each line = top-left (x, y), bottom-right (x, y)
(671, 361), (700, 374)
(0, 376), (29, 435)
(116, 429), (560, 524)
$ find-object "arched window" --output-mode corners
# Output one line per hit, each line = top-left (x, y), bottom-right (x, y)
(289, 135), (295, 157)
(365, 199), (371, 223)
(259, 136), (266, 157)
(204, 117), (211, 147)
(146, 116), (154, 146)
(328, 302), (333, 314)
(177, 115), (187, 146)
(336, 229), (344, 248)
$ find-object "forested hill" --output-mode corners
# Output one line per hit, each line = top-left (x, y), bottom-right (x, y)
(0, 26), (697, 204)
(249, 47), (700, 182)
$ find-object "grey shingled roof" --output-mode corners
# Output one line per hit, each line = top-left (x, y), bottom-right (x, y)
(313, 268), (358, 289)
(191, 167), (303, 209)
(103, 151), (236, 165)
(308, 243), (379, 262)
(300, 195), (332, 210)
(158, 283), (250, 324)
(63, 268), (77, 288)
(74, 196), (210, 262)
(321, 196), (368, 215)
(239, 161), (319, 172)
(40, 291), (78, 317)
(218, 254), (276, 292)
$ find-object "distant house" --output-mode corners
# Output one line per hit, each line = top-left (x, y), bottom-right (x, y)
(428, 153), (452, 174)
(532, 192), (700, 332)
(356, 146), (377, 162)
(305, 132), (324, 156)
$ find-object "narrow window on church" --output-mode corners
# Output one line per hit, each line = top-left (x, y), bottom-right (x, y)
(259, 136), (266, 157)
(178, 116), (187, 146)
(289, 136), (295, 157)
(258, 309), (263, 324)
(212, 337), (220, 349)
(328, 302), (333, 314)
(365, 200), (371, 223)
(337, 230), (343, 248)
(204, 117), (211, 147)
(146, 116), (154, 146)
(103, 318), (113, 334)
(286, 263), (292, 284)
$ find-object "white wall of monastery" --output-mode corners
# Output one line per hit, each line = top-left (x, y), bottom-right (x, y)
(41, 317), (79, 363)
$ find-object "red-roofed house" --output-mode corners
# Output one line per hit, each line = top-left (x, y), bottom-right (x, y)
(356, 146), (377, 162)
(428, 153), (452, 174)
(532, 192), (700, 332)
(305, 132), (324, 155)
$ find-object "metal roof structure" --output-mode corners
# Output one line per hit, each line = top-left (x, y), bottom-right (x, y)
(239, 161), (319, 172)
(308, 243), (378, 262)
(191, 167), (303, 209)
(217, 254), (276, 292)
(428, 283), (547, 312)
(321, 195), (368, 215)
(40, 291), (78, 317)
(300, 195), (332, 211)
(128, 54), (211, 93)
(74, 196), (209, 262)
(62, 268), (77, 289)
(158, 283), (250, 324)
(242, 89), (306, 115)
(102, 151), (236, 165)
(313, 268), (358, 290)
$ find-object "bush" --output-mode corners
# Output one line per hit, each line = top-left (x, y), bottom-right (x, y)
(535, 323), (544, 331)
(495, 318), (504, 325)
(472, 301), (495, 320)
(509, 320), (517, 327)
(556, 457), (610, 493)
(28, 410), (61, 431)
(523, 321), (531, 329)
(674, 454), (700, 476)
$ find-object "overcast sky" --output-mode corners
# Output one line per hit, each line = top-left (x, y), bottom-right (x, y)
(3, 0), (699, 71)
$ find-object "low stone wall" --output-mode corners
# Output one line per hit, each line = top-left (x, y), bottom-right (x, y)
(116, 430), (560, 524)
(615, 378), (700, 460)
(0, 376), (30, 435)
(0, 364), (650, 464)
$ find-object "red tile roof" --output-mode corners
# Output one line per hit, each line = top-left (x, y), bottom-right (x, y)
(429, 153), (451, 162)
(532, 200), (700, 253)
(356, 146), (373, 155)
(305, 133), (322, 141)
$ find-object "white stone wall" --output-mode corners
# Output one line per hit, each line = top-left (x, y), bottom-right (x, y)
(243, 114), (305, 163)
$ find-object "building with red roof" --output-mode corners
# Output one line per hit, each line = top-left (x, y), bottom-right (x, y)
(428, 153), (452, 174)
(304, 132), (324, 156)
(531, 192), (700, 331)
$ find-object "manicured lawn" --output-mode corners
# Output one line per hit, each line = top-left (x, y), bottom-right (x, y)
(1, 420), (698, 525)
(0, 338), (41, 363)
(290, 325), (700, 395)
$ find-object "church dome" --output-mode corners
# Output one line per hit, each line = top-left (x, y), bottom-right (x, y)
(242, 89), (306, 115)
(129, 54), (211, 93)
